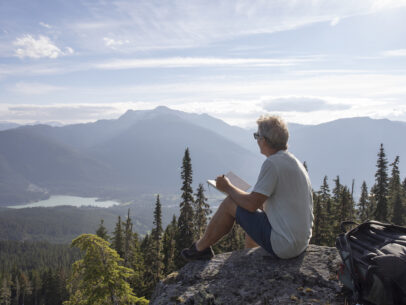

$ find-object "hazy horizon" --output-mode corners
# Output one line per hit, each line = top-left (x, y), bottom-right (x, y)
(2, 106), (406, 131)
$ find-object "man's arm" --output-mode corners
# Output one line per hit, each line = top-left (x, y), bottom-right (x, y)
(216, 176), (267, 212)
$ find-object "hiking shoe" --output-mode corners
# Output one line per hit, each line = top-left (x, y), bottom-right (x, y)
(181, 243), (214, 261)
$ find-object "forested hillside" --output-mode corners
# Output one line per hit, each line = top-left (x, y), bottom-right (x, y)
(1, 144), (405, 304)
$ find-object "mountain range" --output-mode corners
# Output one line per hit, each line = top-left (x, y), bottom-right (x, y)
(0, 106), (405, 206)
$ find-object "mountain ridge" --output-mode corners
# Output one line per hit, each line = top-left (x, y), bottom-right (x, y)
(1, 107), (405, 205)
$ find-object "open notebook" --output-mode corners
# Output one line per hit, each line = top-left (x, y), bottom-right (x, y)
(207, 171), (251, 193)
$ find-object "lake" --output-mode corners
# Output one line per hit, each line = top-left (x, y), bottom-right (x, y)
(7, 195), (122, 209)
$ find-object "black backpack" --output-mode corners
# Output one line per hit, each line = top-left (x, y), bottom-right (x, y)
(336, 220), (406, 305)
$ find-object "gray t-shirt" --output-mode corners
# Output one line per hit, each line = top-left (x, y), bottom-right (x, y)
(253, 150), (313, 259)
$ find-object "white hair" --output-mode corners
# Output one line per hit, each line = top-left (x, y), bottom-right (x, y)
(256, 115), (289, 150)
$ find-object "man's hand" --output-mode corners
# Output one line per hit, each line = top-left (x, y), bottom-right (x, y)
(216, 175), (231, 193)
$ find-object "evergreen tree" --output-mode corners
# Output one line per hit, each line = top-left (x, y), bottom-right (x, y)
(194, 184), (211, 239)
(19, 271), (32, 305)
(128, 232), (146, 299)
(389, 156), (401, 197)
(176, 148), (195, 267)
(325, 198), (334, 245)
(319, 177), (333, 245)
(0, 276), (11, 305)
(388, 156), (404, 225)
(303, 161), (308, 172)
(42, 269), (63, 305)
(31, 270), (41, 305)
(373, 144), (389, 221)
(123, 210), (134, 267)
(391, 191), (404, 225)
(339, 186), (355, 223)
(320, 176), (330, 202)
(332, 176), (342, 236)
(111, 216), (124, 258)
(332, 176), (342, 202)
(213, 223), (245, 253)
(311, 194), (322, 245)
(139, 234), (155, 297)
(13, 275), (20, 305)
(96, 219), (109, 241)
(162, 215), (177, 275)
(140, 233), (150, 254)
(64, 234), (148, 305)
(151, 195), (163, 284)
(358, 181), (370, 222)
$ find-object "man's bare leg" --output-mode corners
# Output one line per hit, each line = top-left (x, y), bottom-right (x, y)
(195, 196), (237, 251)
(245, 234), (259, 249)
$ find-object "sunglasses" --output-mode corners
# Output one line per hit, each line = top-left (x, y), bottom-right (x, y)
(253, 132), (261, 140)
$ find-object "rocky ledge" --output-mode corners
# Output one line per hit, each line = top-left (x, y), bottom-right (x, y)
(151, 244), (346, 305)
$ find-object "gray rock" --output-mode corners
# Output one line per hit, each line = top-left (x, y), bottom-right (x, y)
(150, 244), (345, 305)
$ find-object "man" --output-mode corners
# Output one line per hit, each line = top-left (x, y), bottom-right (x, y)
(181, 115), (313, 260)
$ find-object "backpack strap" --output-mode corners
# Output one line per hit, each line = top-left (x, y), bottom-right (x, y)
(340, 221), (359, 233)
(338, 221), (363, 302)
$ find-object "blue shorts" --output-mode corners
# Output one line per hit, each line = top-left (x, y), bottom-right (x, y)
(235, 206), (278, 258)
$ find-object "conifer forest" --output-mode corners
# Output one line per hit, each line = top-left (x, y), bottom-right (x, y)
(0, 144), (405, 304)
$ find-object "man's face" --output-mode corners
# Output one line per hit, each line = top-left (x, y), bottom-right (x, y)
(254, 131), (267, 155)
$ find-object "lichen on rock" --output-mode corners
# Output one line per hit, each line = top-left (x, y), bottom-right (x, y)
(150, 244), (345, 305)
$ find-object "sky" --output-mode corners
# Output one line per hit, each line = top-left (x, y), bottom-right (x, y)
(0, 0), (406, 128)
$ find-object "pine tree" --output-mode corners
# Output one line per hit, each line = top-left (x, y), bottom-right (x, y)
(358, 181), (370, 222)
(128, 232), (146, 299)
(303, 161), (308, 172)
(373, 144), (389, 221)
(42, 269), (61, 305)
(162, 215), (177, 275)
(194, 184), (211, 239)
(391, 191), (404, 225)
(213, 223), (245, 253)
(139, 234), (155, 297)
(319, 176), (333, 245)
(151, 195), (163, 283)
(123, 209), (134, 267)
(332, 176), (342, 202)
(320, 176), (330, 202)
(339, 186), (354, 223)
(31, 270), (41, 305)
(64, 234), (148, 305)
(311, 193), (322, 245)
(96, 219), (109, 241)
(332, 176), (342, 236)
(176, 148), (195, 267)
(13, 275), (20, 305)
(0, 276), (11, 305)
(19, 271), (32, 305)
(388, 156), (404, 225)
(111, 216), (124, 258)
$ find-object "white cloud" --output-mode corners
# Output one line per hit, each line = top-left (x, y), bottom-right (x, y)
(11, 82), (65, 95)
(68, 0), (406, 52)
(103, 37), (130, 48)
(39, 22), (52, 29)
(382, 49), (406, 57)
(370, 0), (406, 12)
(13, 35), (74, 59)
(95, 57), (314, 70)
(2, 104), (124, 124)
(330, 17), (340, 26)
(262, 97), (351, 112)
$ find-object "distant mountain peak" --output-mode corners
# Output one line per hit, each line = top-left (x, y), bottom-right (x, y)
(154, 105), (172, 112)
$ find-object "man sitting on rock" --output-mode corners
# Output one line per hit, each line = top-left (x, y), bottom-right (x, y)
(181, 115), (314, 260)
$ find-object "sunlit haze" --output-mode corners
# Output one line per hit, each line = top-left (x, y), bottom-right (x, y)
(1, 0), (406, 128)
